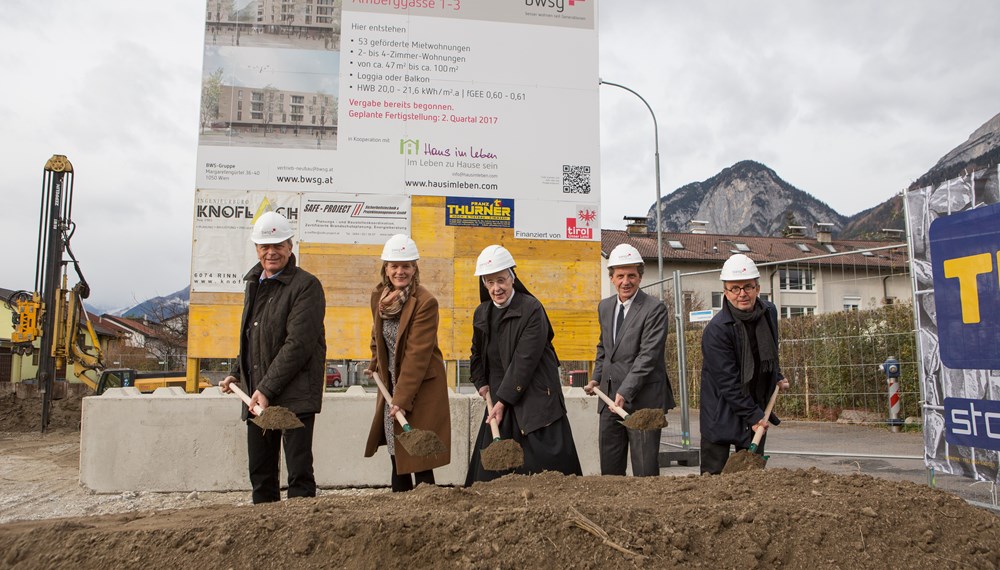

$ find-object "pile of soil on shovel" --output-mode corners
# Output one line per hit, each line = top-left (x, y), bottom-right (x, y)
(252, 406), (305, 431)
(397, 428), (448, 457)
(0, 391), (83, 433)
(1, 468), (997, 569)
(621, 408), (668, 430)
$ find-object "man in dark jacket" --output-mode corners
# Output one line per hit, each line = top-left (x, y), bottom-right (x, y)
(220, 211), (326, 503)
(700, 254), (787, 475)
(586, 243), (675, 476)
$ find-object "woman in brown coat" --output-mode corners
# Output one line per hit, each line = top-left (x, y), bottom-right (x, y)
(364, 234), (451, 491)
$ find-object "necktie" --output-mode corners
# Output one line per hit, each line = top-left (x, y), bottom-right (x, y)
(614, 303), (625, 342)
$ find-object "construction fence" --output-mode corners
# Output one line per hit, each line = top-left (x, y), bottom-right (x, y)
(645, 244), (918, 459)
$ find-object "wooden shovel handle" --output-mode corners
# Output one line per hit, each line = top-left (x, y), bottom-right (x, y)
(371, 372), (411, 432)
(485, 393), (502, 441)
(750, 384), (781, 448)
(593, 386), (629, 420)
(227, 382), (265, 417)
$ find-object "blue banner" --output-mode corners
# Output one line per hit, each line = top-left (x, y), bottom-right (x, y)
(944, 397), (1000, 451)
(929, 202), (1000, 369)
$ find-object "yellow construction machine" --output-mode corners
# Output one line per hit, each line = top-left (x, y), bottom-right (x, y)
(9, 156), (206, 430)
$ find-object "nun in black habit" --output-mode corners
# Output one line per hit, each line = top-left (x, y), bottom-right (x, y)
(465, 244), (582, 485)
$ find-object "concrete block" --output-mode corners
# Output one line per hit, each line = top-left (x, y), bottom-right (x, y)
(564, 387), (600, 475)
(81, 389), (248, 493)
(318, 389), (473, 487)
(80, 384), (605, 493)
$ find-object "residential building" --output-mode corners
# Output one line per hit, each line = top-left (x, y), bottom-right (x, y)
(601, 223), (911, 320)
(217, 85), (337, 138)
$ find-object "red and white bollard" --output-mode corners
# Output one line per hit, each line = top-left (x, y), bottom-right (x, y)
(881, 356), (902, 433)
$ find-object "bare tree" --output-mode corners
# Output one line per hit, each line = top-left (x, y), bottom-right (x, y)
(310, 92), (337, 145)
(261, 84), (279, 136)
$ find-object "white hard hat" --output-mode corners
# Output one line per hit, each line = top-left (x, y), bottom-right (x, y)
(381, 234), (419, 261)
(720, 253), (760, 280)
(607, 243), (643, 268)
(251, 211), (294, 244)
(475, 245), (515, 276)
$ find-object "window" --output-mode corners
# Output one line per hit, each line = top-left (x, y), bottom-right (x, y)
(795, 243), (810, 252)
(781, 306), (815, 318)
(734, 243), (750, 252)
(759, 292), (771, 303)
(779, 268), (814, 291)
(843, 296), (861, 311)
(668, 240), (684, 250)
(711, 292), (723, 310)
(824, 244), (837, 253)
(683, 291), (694, 309)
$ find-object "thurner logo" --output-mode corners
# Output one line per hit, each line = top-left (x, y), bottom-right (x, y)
(566, 207), (596, 240)
(399, 139), (419, 155)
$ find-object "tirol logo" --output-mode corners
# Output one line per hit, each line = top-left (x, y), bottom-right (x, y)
(399, 139), (419, 155)
(566, 208), (596, 240)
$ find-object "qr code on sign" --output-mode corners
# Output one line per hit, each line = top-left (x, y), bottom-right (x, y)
(562, 164), (591, 194)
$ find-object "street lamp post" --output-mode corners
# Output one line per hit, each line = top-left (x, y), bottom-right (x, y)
(599, 79), (665, 301)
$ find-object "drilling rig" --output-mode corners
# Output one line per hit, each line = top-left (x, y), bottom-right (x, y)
(7, 155), (100, 430)
(7, 155), (205, 431)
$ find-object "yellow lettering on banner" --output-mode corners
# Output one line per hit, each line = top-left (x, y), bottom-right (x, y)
(943, 252), (993, 323)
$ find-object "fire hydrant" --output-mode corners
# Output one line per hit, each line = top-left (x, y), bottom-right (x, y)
(880, 356), (902, 432)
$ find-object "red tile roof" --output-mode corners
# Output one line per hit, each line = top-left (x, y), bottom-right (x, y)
(601, 229), (909, 270)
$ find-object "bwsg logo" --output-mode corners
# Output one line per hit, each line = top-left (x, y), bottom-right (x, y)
(525, 0), (585, 13)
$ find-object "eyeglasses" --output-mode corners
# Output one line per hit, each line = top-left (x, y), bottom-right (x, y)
(483, 275), (512, 288)
(725, 284), (758, 295)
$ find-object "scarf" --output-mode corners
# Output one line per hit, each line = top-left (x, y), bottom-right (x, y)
(728, 299), (778, 390)
(378, 285), (410, 319)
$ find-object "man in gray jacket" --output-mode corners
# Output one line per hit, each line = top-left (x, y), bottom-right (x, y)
(220, 211), (326, 503)
(586, 243), (675, 476)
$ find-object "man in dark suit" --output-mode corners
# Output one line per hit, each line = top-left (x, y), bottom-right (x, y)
(586, 243), (675, 476)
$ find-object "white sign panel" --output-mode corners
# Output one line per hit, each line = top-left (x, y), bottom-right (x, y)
(192, 190), (300, 293)
(196, 0), (599, 243)
(515, 199), (600, 241)
(689, 310), (714, 323)
(300, 193), (410, 244)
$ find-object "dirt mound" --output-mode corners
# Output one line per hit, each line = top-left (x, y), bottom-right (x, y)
(0, 392), (82, 433)
(0, 468), (996, 569)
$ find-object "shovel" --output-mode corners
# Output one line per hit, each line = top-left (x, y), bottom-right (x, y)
(592, 386), (667, 431)
(371, 372), (447, 457)
(480, 392), (524, 471)
(722, 384), (780, 474)
(227, 382), (304, 431)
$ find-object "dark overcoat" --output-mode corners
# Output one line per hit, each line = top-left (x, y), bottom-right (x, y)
(231, 254), (326, 419)
(700, 298), (782, 446)
(470, 292), (567, 435)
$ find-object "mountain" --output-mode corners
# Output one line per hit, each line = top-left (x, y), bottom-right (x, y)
(119, 287), (190, 321)
(649, 112), (1000, 239)
(648, 160), (847, 236)
(841, 111), (1000, 239)
(910, 111), (1000, 191)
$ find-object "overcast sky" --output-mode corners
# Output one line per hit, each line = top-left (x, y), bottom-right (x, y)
(3, 1), (998, 310)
